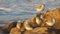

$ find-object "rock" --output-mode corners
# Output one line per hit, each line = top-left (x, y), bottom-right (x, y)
(33, 27), (56, 34)
(33, 27), (48, 34)
(10, 28), (21, 34)
(0, 21), (17, 34)
(3, 21), (17, 32)
(24, 27), (49, 34)
(0, 28), (9, 34)
(23, 30), (39, 34)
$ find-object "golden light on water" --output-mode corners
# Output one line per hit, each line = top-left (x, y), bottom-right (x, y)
(0, 8), (12, 11)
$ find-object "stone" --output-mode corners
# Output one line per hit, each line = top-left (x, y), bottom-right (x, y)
(33, 27), (48, 34)
(24, 27), (49, 34)
(10, 28), (21, 34)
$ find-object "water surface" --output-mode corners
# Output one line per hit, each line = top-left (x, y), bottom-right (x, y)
(0, 0), (60, 22)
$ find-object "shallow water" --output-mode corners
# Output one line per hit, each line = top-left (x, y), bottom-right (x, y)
(0, 0), (60, 22)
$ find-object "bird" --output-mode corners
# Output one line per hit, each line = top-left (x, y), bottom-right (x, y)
(23, 14), (43, 31)
(45, 18), (56, 26)
(10, 20), (22, 34)
(36, 4), (45, 12)
(23, 20), (33, 31)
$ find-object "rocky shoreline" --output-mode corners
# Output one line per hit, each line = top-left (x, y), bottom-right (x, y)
(0, 8), (60, 34)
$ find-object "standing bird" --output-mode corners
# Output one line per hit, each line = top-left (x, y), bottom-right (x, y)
(23, 14), (43, 31)
(36, 4), (45, 12)
(10, 20), (22, 34)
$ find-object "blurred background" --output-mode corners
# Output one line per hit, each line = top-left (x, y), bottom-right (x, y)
(0, 0), (60, 22)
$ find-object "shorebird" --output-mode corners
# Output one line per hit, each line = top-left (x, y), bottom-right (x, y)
(23, 14), (43, 31)
(10, 20), (22, 34)
(36, 4), (45, 12)
(24, 20), (33, 31)
(45, 18), (56, 26)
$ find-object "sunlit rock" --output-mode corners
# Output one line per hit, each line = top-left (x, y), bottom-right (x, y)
(23, 27), (48, 34)
(33, 27), (48, 34)
(23, 30), (39, 34)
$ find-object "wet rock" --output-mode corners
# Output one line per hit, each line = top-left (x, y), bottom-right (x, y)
(3, 21), (17, 32)
(24, 27), (48, 34)
(0, 28), (9, 34)
(0, 21), (17, 34)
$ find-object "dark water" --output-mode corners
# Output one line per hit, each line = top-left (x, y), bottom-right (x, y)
(0, 0), (60, 22)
